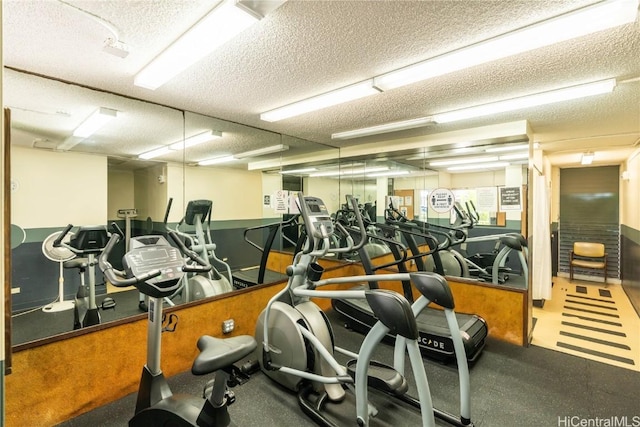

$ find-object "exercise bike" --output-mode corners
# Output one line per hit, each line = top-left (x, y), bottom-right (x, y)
(98, 224), (256, 426)
(53, 224), (116, 329)
(257, 193), (473, 426)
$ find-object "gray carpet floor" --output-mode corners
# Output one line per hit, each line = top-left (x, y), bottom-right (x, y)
(57, 309), (640, 427)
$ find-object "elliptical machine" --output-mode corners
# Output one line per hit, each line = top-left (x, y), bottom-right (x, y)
(167, 199), (234, 302)
(256, 193), (474, 427)
(98, 224), (256, 426)
(53, 224), (115, 329)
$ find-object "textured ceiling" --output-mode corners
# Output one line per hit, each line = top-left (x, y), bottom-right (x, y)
(3, 0), (639, 170)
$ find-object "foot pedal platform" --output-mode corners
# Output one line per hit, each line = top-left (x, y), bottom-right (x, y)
(346, 359), (408, 395)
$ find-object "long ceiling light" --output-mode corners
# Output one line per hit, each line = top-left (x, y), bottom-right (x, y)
(234, 144), (289, 158)
(367, 170), (410, 178)
(309, 166), (389, 177)
(72, 107), (118, 138)
(432, 78), (617, 123)
(260, 81), (380, 122)
(332, 117), (435, 140)
(429, 156), (499, 167)
(339, 78), (616, 139)
(139, 130), (222, 160)
(485, 143), (529, 153)
(447, 162), (509, 171)
(373, 0), (638, 91)
(168, 130), (222, 150)
(134, 0), (260, 90)
(199, 155), (236, 166)
(260, 0), (636, 123)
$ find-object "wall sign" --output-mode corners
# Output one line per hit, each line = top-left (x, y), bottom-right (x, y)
(428, 188), (455, 213)
(500, 186), (522, 211)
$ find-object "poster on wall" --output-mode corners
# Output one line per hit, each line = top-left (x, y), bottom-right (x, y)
(428, 188), (455, 213)
(499, 186), (522, 211)
(476, 187), (498, 211)
(272, 189), (289, 213)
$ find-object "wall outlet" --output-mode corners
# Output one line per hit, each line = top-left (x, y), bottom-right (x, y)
(222, 319), (235, 334)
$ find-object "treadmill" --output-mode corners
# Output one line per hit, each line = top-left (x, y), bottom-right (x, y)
(232, 215), (299, 289)
(331, 221), (488, 363)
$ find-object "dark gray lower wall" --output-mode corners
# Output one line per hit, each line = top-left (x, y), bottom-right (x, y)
(11, 218), (274, 312)
(621, 224), (640, 317)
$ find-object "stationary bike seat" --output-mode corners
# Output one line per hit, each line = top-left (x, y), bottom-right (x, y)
(191, 335), (257, 376)
(63, 258), (88, 269)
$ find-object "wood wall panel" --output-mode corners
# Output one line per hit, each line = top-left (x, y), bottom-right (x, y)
(6, 257), (526, 426)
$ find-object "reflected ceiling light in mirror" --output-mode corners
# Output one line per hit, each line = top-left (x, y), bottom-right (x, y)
(447, 161), (509, 171)
(367, 170), (410, 178)
(429, 156), (498, 167)
(432, 79), (617, 124)
(499, 153), (529, 161)
(260, 81), (380, 122)
(199, 155), (236, 166)
(331, 117), (434, 140)
(138, 146), (173, 160)
(279, 167), (318, 175)
(309, 166), (389, 177)
(168, 130), (222, 150)
(485, 143), (529, 153)
(234, 144), (289, 158)
(72, 107), (118, 138)
(134, 0), (261, 90)
(139, 130), (222, 159)
(373, 0), (638, 91)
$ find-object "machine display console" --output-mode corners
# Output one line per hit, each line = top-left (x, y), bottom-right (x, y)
(303, 197), (334, 237)
(123, 236), (185, 297)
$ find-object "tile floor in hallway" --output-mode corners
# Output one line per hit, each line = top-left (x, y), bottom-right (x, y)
(532, 276), (640, 371)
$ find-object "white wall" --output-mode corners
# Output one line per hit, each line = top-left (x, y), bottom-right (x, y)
(12, 147), (107, 228)
(107, 169), (134, 219)
(305, 177), (341, 215)
(133, 163), (168, 222)
(622, 149), (640, 230)
(183, 165), (264, 221)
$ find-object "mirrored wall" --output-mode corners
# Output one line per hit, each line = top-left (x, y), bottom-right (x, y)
(6, 68), (339, 347)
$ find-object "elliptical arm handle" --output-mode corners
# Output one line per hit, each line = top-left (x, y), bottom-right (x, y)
(167, 231), (212, 272)
(346, 195), (368, 252)
(110, 222), (125, 238)
(53, 224), (74, 247)
(98, 230), (161, 287)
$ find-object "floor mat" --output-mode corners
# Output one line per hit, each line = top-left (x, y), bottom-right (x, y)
(532, 277), (640, 371)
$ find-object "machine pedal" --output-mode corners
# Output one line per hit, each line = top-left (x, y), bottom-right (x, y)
(346, 359), (408, 395)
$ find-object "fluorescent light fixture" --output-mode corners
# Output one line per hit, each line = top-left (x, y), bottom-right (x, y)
(581, 152), (594, 165)
(134, 0), (260, 90)
(499, 153), (529, 161)
(138, 146), (173, 160)
(332, 117), (434, 140)
(429, 156), (498, 167)
(485, 143), (529, 153)
(367, 170), (410, 178)
(432, 79), (617, 124)
(260, 81), (380, 122)
(279, 168), (318, 175)
(168, 130), (222, 150)
(234, 144), (289, 159)
(72, 107), (118, 138)
(199, 155), (236, 166)
(310, 166), (389, 177)
(139, 130), (222, 160)
(373, 0), (638, 90)
(448, 162), (509, 171)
